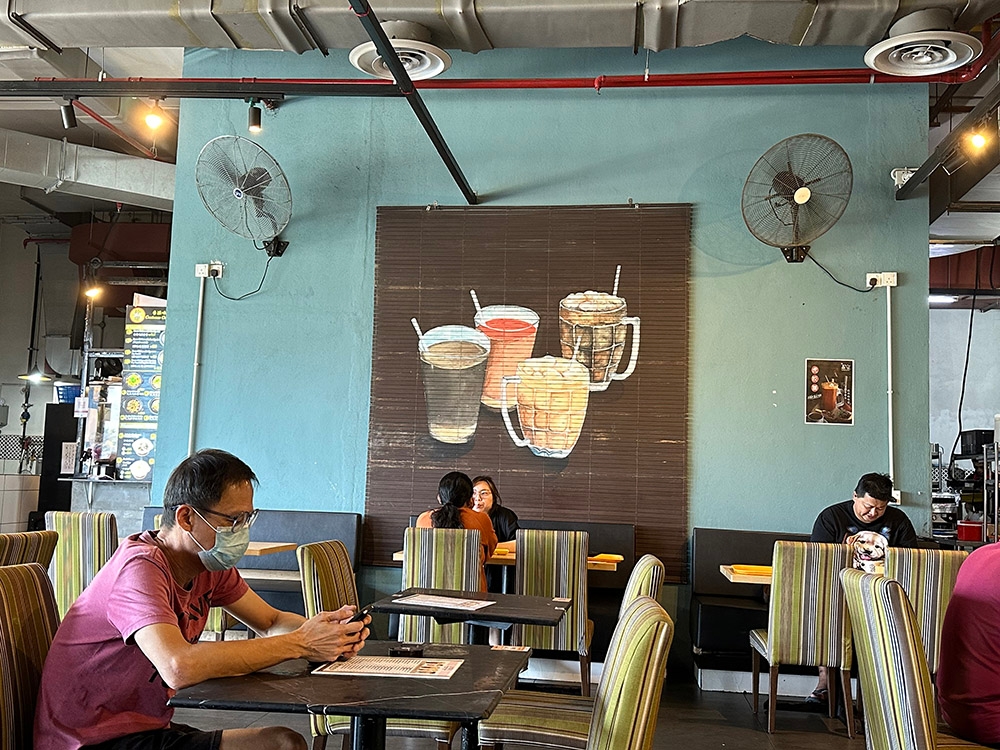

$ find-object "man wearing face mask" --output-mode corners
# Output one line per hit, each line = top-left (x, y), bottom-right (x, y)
(34, 449), (369, 750)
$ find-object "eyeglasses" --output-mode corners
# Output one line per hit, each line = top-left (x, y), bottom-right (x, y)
(195, 507), (258, 532)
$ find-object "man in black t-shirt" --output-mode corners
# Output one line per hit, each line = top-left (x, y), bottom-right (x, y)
(806, 472), (917, 705)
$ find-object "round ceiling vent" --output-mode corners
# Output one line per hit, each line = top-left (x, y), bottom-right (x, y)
(865, 30), (983, 76)
(350, 22), (451, 81)
(865, 9), (982, 76)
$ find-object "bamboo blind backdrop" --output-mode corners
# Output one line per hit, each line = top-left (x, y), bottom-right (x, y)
(365, 204), (691, 582)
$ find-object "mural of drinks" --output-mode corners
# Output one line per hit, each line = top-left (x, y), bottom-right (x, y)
(413, 266), (641, 456)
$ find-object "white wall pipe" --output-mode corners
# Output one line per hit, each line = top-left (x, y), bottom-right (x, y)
(886, 283), (895, 488)
(188, 275), (206, 456)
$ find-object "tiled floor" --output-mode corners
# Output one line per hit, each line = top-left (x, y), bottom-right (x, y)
(172, 678), (867, 750)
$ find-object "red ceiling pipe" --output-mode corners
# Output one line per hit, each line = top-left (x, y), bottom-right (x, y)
(23, 237), (70, 247)
(72, 100), (160, 161)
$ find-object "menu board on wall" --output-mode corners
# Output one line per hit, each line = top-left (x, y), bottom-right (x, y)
(117, 306), (165, 481)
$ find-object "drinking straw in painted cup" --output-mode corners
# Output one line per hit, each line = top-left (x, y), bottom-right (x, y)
(474, 304), (539, 410)
(418, 325), (490, 444)
(558, 290), (640, 391)
(499, 355), (590, 459)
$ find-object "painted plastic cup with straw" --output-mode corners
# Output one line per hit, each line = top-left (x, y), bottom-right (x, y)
(557, 265), (641, 391)
(471, 290), (539, 410)
(413, 316), (491, 444)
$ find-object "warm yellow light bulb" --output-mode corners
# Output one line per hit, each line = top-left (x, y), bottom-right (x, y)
(85, 286), (101, 299)
(145, 106), (164, 130)
(971, 132), (987, 149)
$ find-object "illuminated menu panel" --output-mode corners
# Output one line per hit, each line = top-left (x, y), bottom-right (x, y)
(117, 306), (165, 482)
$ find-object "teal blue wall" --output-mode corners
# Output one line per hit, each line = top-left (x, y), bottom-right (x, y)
(153, 38), (930, 543)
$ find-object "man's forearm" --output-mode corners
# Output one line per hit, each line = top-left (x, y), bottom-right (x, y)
(255, 609), (307, 637)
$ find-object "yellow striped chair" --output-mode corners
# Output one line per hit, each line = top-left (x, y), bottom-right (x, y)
(400, 527), (481, 644)
(478, 554), (667, 750)
(839, 568), (990, 750)
(298, 539), (458, 750)
(0, 530), (59, 568)
(510, 529), (593, 696)
(750, 541), (855, 736)
(884, 548), (968, 679)
(0, 562), (60, 750)
(44, 511), (118, 619)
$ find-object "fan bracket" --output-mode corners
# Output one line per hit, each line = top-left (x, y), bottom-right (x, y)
(781, 245), (810, 263)
(264, 238), (288, 258)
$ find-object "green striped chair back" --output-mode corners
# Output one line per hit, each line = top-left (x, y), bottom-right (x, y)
(884, 548), (968, 674)
(766, 540), (853, 668)
(45, 511), (118, 619)
(840, 568), (937, 750)
(0, 563), (60, 750)
(298, 539), (359, 619)
(619, 554), (665, 618)
(400, 527), (481, 644)
(513, 529), (590, 654)
(587, 596), (674, 750)
(0, 530), (59, 568)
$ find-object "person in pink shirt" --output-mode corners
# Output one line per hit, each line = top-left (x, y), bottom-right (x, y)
(34, 449), (370, 750)
(938, 543), (1000, 748)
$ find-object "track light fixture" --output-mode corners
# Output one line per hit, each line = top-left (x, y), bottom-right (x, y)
(60, 100), (77, 129)
(942, 149), (968, 175)
(970, 131), (987, 149)
(145, 101), (164, 130)
(248, 99), (262, 134)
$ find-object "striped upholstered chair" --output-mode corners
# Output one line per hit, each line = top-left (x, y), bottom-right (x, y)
(399, 527), (481, 644)
(0, 530), (59, 568)
(298, 539), (458, 750)
(840, 568), (990, 750)
(510, 529), (593, 696)
(884, 547), (968, 679)
(750, 541), (855, 736)
(45, 511), (118, 619)
(478, 554), (667, 750)
(0, 562), (60, 750)
(481, 597), (673, 750)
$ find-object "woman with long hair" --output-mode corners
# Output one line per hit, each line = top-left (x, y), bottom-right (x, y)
(471, 475), (519, 593)
(416, 471), (498, 590)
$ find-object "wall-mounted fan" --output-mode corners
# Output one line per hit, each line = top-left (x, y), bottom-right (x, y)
(195, 135), (292, 257)
(741, 134), (853, 263)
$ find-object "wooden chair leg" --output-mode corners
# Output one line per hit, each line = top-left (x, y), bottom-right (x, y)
(827, 667), (837, 719)
(311, 735), (328, 750)
(751, 649), (761, 715)
(768, 665), (779, 734)
(580, 652), (591, 697)
(840, 666), (855, 739)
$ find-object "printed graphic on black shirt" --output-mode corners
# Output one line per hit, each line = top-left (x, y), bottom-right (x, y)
(843, 529), (888, 574)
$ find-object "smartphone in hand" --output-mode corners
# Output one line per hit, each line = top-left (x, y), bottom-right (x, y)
(348, 604), (374, 623)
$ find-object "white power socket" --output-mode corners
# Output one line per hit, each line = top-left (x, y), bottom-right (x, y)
(194, 262), (225, 278)
(865, 272), (898, 288)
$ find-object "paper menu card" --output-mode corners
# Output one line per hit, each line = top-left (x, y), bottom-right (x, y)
(393, 594), (496, 611)
(312, 656), (463, 679)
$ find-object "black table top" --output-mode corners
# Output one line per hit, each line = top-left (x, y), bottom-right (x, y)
(168, 641), (529, 722)
(370, 588), (569, 627)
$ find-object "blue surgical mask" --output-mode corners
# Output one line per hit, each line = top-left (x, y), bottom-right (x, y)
(188, 511), (251, 571)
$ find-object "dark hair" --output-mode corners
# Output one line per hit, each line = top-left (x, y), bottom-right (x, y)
(855, 473), (893, 503)
(471, 475), (503, 507)
(432, 472), (473, 529)
(161, 449), (258, 527)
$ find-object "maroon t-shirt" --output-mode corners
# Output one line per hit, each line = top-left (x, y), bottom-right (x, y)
(34, 531), (248, 750)
(938, 543), (1000, 744)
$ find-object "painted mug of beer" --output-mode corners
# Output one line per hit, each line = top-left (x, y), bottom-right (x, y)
(558, 290), (640, 391)
(499, 355), (590, 459)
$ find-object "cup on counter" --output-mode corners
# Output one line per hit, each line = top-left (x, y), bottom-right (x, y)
(499, 355), (590, 459)
(418, 325), (490, 444)
(474, 304), (539, 410)
(558, 291), (639, 391)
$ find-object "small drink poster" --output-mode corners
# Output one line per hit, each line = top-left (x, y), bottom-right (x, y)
(117, 306), (165, 481)
(805, 359), (853, 425)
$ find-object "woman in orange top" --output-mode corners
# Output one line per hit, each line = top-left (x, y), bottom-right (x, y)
(416, 472), (498, 591)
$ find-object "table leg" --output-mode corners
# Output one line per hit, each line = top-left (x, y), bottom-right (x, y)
(461, 721), (479, 750)
(351, 716), (387, 750)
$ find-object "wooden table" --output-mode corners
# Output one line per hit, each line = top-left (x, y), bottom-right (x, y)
(391, 549), (620, 571)
(719, 564), (773, 585)
(244, 541), (297, 556)
(170, 641), (530, 750)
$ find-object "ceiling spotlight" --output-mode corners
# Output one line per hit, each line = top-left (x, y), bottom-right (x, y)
(17, 365), (51, 384)
(84, 283), (101, 299)
(248, 101), (262, 134)
(970, 132), (987, 149)
(145, 102), (164, 130)
(60, 101), (77, 129)
(942, 149), (969, 175)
